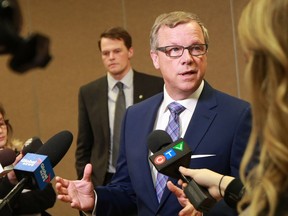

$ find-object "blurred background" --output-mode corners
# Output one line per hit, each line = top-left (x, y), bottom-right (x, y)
(0, 0), (249, 215)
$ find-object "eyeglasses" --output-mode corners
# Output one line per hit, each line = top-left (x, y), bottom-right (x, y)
(0, 119), (9, 129)
(156, 44), (208, 58)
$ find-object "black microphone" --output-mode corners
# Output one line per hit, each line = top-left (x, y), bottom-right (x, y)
(148, 130), (216, 213)
(0, 149), (16, 177)
(0, 148), (16, 166)
(21, 136), (43, 155)
(148, 130), (192, 180)
(36, 130), (73, 167)
(14, 130), (73, 189)
(0, 130), (73, 215)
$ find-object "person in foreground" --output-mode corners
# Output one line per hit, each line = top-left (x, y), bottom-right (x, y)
(56, 11), (252, 216)
(0, 103), (56, 216)
(168, 0), (288, 215)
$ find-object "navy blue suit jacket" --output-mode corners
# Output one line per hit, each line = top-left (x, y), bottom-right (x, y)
(96, 81), (251, 216)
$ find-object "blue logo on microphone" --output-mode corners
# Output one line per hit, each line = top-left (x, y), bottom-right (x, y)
(163, 149), (176, 160)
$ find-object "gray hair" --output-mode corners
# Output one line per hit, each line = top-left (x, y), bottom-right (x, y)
(150, 11), (209, 50)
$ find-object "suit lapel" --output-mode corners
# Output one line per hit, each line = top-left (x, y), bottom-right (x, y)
(184, 82), (217, 152)
(95, 77), (110, 142)
(133, 71), (144, 103)
(136, 94), (164, 209)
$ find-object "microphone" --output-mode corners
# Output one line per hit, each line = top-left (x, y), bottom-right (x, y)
(0, 148), (16, 166)
(0, 149), (16, 177)
(14, 130), (73, 189)
(21, 136), (43, 155)
(148, 130), (216, 213)
(36, 130), (73, 167)
(148, 130), (192, 180)
(0, 130), (73, 214)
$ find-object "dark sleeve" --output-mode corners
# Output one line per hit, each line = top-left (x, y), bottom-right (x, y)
(12, 183), (56, 215)
(0, 176), (15, 198)
(75, 87), (93, 179)
(230, 106), (252, 177)
(96, 185), (137, 216)
(224, 178), (244, 209)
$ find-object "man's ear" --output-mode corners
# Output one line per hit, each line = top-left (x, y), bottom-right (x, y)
(128, 47), (134, 59)
(150, 50), (160, 69)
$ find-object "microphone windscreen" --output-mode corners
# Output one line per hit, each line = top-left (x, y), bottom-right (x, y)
(0, 148), (17, 166)
(36, 130), (73, 167)
(22, 137), (43, 155)
(147, 130), (172, 153)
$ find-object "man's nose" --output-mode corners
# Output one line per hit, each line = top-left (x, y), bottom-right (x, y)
(181, 48), (194, 64)
(109, 52), (115, 59)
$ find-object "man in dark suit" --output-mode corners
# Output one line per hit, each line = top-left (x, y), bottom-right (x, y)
(57, 11), (251, 216)
(75, 27), (164, 187)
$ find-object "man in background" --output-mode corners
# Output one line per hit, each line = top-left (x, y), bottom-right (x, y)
(75, 27), (164, 187)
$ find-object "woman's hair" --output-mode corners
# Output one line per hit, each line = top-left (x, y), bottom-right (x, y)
(238, 0), (288, 215)
(0, 103), (22, 151)
(149, 11), (209, 51)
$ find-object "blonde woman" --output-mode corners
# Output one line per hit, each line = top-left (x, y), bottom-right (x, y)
(167, 0), (288, 215)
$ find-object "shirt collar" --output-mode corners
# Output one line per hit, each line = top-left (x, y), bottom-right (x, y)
(107, 68), (133, 90)
(161, 80), (204, 113)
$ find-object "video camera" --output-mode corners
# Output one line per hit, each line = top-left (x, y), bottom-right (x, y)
(0, 0), (51, 73)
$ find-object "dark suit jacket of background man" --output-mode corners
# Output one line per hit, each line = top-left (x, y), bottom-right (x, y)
(95, 81), (252, 216)
(75, 70), (164, 187)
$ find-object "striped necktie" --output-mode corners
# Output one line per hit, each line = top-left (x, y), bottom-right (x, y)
(155, 102), (185, 202)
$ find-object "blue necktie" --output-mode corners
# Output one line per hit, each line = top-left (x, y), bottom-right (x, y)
(155, 102), (185, 202)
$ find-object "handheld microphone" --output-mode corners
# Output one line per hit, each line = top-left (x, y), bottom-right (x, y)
(21, 136), (43, 155)
(0, 130), (73, 215)
(14, 130), (73, 189)
(0, 149), (16, 177)
(148, 130), (216, 213)
(0, 148), (16, 166)
(36, 130), (73, 167)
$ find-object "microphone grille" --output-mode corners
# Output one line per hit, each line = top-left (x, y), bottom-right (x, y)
(22, 137), (43, 155)
(37, 130), (73, 167)
(147, 130), (172, 153)
(0, 148), (16, 166)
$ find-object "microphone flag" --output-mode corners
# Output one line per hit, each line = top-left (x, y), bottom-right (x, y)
(149, 138), (192, 179)
(14, 153), (55, 190)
